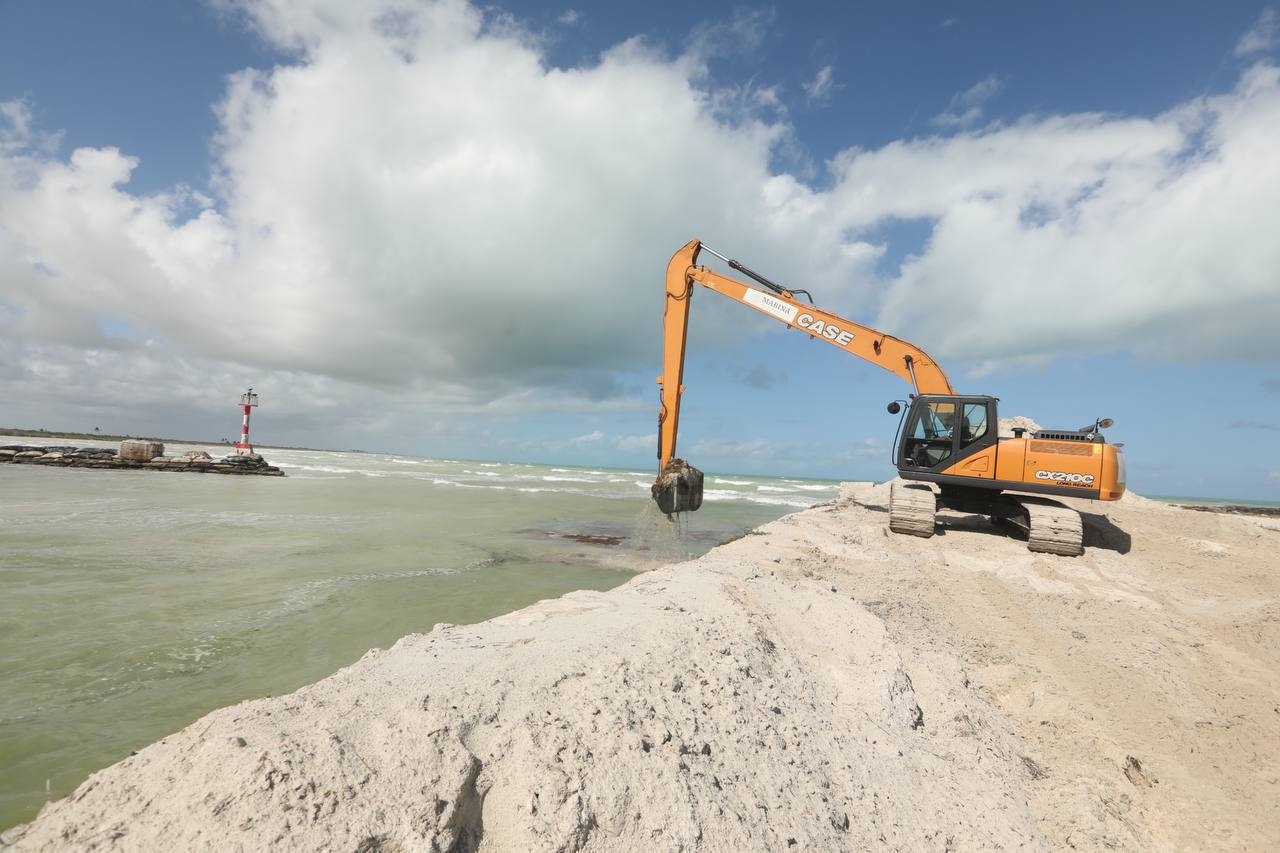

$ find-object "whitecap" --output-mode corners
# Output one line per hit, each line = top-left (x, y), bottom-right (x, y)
(274, 463), (358, 475)
(702, 489), (816, 508)
(429, 478), (484, 488)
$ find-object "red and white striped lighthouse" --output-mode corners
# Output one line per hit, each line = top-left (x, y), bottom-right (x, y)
(235, 388), (259, 455)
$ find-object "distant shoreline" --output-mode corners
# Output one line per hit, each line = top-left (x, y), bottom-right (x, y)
(0, 427), (349, 455)
(1167, 502), (1280, 518)
(1148, 495), (1280, 513)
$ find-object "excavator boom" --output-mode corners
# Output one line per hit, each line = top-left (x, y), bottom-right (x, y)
(657, 239), (952, 471)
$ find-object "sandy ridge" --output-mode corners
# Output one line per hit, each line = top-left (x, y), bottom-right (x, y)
(5, 482), (1278, 851)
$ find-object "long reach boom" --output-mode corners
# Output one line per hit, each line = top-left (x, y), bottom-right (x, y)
(656, 238), (954, 471)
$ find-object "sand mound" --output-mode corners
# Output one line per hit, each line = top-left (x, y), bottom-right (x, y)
(7, 488), (1279, 851)
(998, 415), (1042, 437)
(3, 560), (1038, 851)
(1116, 490), (1175, 510)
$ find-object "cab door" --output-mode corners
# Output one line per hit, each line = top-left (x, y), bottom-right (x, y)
(946, 400), (997, 480)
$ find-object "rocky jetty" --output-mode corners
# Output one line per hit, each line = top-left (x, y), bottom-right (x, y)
(0, 443), (283, 476)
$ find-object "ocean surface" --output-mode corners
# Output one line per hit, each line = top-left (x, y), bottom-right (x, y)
(0, 438), (840, 831)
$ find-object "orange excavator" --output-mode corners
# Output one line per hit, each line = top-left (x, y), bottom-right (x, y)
(652, 239), (1126, 556)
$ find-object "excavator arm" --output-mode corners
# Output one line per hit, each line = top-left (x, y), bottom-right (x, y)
(655, 239), (954, 498)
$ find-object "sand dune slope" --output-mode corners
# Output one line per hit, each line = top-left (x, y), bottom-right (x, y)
(6, 484), (1278, 851)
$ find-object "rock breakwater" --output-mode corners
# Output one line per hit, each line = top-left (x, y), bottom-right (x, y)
(0, 444), (284, 476)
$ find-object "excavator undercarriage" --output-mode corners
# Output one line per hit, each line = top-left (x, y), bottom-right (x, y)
(889, 482), (1086, 556)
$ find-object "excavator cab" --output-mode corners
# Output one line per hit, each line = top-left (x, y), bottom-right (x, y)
(895, 396), (998, 473)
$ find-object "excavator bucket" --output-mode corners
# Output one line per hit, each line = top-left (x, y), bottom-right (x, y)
(652, 458), (704, 515)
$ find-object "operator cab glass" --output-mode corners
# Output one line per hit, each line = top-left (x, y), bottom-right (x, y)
(903, 400), (956, 467)
(898, 396), (997, 471)
(960, 402), (988, 447)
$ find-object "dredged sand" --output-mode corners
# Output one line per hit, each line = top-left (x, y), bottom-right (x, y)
(5, 482), (1278, 851)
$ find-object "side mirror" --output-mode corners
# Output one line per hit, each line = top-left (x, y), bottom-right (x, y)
(887, 401), (902, 414)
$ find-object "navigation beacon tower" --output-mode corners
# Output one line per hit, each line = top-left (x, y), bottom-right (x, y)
(235, 388), (259, 456)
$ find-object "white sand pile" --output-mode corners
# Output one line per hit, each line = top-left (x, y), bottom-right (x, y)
(998, 416), (1042, 437)
(7, 485), (1279, 851)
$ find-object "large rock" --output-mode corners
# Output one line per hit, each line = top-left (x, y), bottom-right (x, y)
(68, 449), (116, 461)
(118, 440), (164, 462)
(222, 452), (264, 464)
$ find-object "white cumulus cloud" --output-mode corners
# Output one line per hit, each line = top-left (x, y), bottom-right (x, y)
(2, 0), (1280, 446)
(868, 64), (1280, 367)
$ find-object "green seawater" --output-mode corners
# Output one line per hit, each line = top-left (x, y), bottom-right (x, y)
(0, 442), (837, 831)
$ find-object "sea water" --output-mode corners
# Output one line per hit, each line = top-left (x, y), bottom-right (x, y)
(0, 440), (838, 830)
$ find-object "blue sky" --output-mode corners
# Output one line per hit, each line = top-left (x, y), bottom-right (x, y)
(2, 0), (1278, 500)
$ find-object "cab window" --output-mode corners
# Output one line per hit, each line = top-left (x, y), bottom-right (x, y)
(960, 402), (988, 448)
(903, 401), (956, 467)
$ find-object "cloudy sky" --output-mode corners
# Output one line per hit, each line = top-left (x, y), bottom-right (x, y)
(2, 0), (1279, 499)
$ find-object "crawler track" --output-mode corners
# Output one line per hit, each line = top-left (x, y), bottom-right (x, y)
(1018, 497), (1084, 556)
(889, 482), (938, 538)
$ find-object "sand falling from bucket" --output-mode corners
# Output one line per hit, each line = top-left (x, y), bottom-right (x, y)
(629, 500), (700, 569)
